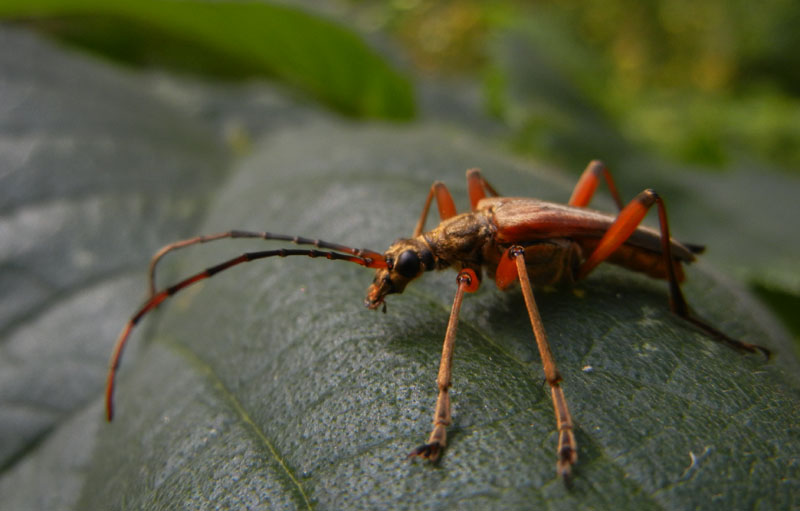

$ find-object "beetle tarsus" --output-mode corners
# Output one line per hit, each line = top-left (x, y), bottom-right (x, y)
(557, 439), (577, 481)
(683, 314), (771, 360)
(408, 441), (442, 461)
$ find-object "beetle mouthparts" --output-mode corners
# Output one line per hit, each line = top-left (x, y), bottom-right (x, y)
(364, 297), (383, 310)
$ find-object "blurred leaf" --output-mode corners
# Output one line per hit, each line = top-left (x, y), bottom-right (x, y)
(2, 24), (799, 511)
(354, 1), (800, 169)
(0, 25), (229, 504)
(751, 284), (800, 355)
(0, 0), (414, 119)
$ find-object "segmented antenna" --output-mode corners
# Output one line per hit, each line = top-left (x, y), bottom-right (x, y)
(106, 234), (386, 421)
(148, 230), (385, 295)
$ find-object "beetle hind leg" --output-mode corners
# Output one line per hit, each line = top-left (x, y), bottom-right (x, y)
(577, 189), (769, 358)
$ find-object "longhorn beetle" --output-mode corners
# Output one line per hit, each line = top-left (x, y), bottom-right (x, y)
(105, 160), (769, 480)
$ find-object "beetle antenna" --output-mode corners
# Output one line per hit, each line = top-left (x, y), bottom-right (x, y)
(106, 245), (386, 421)
(148, 230), (385, 296)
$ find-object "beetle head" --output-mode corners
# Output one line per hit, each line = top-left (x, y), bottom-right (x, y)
(365, 238), (435, 310)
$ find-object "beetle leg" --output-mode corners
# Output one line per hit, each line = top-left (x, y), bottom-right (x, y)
(409, 269), (479, 461)
(578, 190), (770, 357)
(466, 168), (500, 210)
(569, 160), (624, 210)
(577, 189), (663, 281)
(412, 181), (458, 237)
(413, 168), (501, 236)
(579, 189), (694, 315)
(498, 246), (577, 479)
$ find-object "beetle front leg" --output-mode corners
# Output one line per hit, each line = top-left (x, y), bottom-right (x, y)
(496, 246), (578, 479)
(414, 168), (501, 236)
(409, 269), (479, 461)
(412, 181), (457, 237)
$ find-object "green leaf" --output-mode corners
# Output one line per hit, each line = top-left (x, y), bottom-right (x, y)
(3, 25), (799, 511)
(84, 124), (799, 509)
(0, 0), (414, 119)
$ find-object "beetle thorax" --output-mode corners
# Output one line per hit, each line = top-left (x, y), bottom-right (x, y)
(421, 211), (496, 272)
(364, 211), (495, 310)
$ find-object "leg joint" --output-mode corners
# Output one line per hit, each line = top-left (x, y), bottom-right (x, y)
(546, 371), (563, 386)
(638, 188), (659, 205)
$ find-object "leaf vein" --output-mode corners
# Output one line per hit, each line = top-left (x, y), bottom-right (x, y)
(164, 340), (315, 511)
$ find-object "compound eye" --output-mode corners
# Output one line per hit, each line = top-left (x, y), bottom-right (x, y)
(395, 250), (421, 278)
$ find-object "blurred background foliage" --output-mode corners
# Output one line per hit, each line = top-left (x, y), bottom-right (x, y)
(7, 0), (800, 170)
(0, 0), (415, 119)
(352, 0), (800, 170)
(2, 0), (798, 344)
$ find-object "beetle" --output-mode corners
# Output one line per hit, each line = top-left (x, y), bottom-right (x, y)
(105, 160), (769, 480)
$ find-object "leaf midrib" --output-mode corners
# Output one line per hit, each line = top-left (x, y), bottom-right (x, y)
(161, 340), (314, 511)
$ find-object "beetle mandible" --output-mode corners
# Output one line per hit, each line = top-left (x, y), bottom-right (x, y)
(105, 160), (769, 480)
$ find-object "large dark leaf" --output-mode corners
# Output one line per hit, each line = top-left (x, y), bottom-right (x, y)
(86, 123), (798, 509)
(2, 25), (798, 511)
